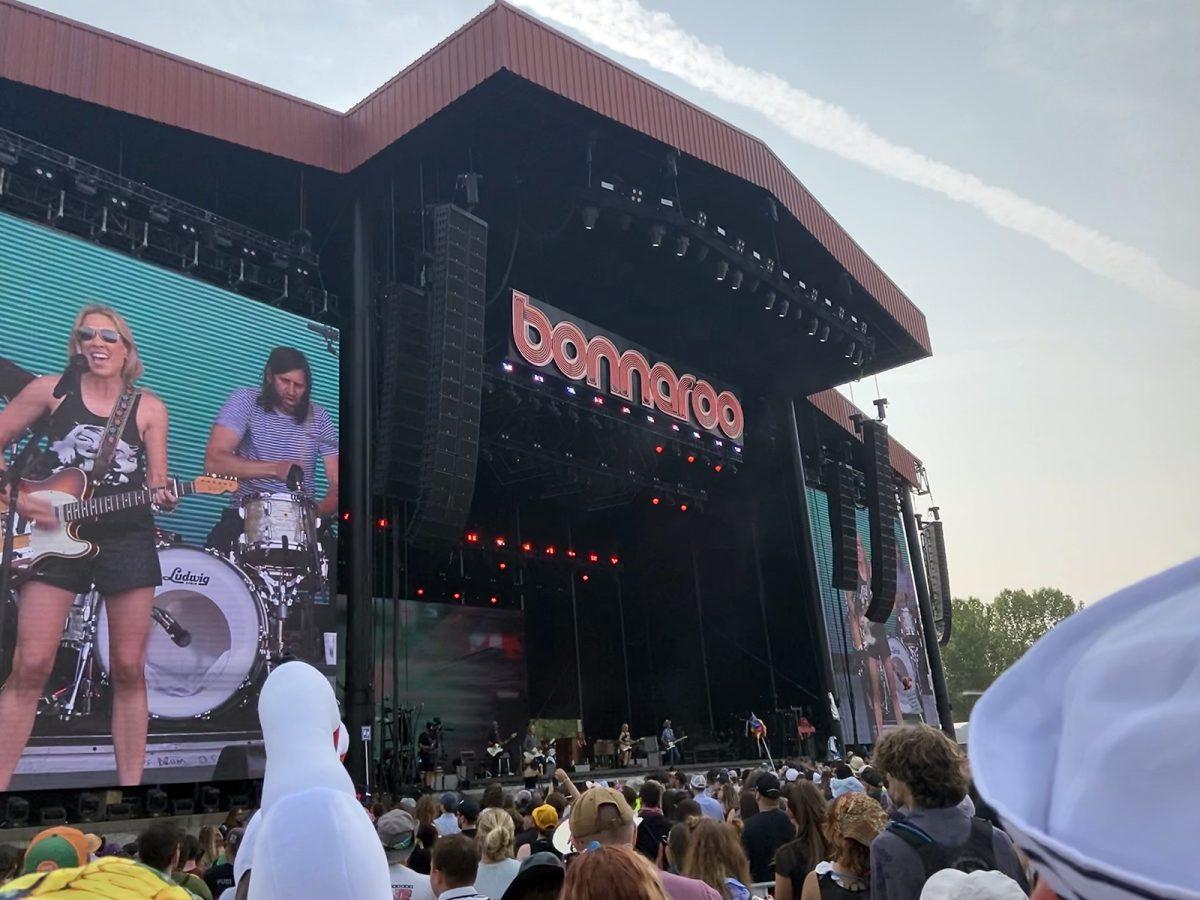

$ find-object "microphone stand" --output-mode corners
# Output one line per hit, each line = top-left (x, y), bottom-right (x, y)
(0, 413), (53, 663)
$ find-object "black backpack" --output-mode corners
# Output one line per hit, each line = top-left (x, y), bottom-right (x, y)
(887, 817), (998, 878)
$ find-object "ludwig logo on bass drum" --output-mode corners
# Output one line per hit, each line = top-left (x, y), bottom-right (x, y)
(166, 567), (211, 586)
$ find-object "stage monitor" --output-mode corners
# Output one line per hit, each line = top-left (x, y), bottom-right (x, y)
(805, 486), (940, 745)
(0, 211), (339, 790)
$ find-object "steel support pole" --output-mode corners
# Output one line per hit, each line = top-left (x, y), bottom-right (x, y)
(615, 576), (634, 727)
(750, 523), (780, 712)
(344, 197), (375, 785)
(690, 540), (717, 735)
(900, 488), (956, 739)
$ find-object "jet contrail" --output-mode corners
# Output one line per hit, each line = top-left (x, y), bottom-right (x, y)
(512, 0), (1199, 318)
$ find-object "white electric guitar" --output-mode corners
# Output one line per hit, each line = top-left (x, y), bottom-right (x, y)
(4, 468), (237, 578)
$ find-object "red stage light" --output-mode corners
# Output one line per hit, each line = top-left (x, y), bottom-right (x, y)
(655, 445), (664, 454)
(582, 574), (590, 582)
(593, 396), (604, 405)
(522, 541), (533, 552)
(376, 517), (388, 528)
(465, 532), (480, 543)
(495, 536), (507, 548)
(588, 553), (599, 563)
(714, 464), (723, 472)
(341, 511), (351, 522)
(621, 406), (631, 415)
(453, 592), (462, 600)
(499, 562), (508, 571)
(651, 497), (661, 505)
(567, 549), (577, 558)
(416, 588), (425, 597)
(610, 556), (619, 566)
(545, 546), (556, 555)
(686, 454), (696, 464)
(680, 503), (688, 512)
(490, 596), (498, 605)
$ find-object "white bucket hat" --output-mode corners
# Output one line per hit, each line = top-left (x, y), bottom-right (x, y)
(970, 556), (1200, 900)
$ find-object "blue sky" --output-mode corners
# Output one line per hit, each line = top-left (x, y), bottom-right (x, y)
(26, 0), (1199, 604)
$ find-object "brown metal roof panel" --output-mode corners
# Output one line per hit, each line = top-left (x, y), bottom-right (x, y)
(806, 389), (921, 488)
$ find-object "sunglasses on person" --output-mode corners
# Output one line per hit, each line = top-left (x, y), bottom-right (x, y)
(75, 326), (121, 344)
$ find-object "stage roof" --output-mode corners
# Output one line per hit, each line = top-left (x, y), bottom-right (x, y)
(0, 0), (930, 358)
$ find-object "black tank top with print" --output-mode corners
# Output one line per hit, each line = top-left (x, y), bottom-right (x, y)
(35, 389), (151, 531)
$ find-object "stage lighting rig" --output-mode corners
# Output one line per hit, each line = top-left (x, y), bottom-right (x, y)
(729, 270), (744, 290)
(649, 223), (666, 247)
(715, 259), (729, 281)
(581, 205), (599, 229)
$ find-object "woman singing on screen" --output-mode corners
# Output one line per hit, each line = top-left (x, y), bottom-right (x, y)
(0, 305), (175, 789)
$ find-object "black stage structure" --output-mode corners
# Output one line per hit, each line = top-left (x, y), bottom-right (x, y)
(0, 0), (954, 813)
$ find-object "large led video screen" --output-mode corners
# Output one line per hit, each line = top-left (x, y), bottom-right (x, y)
(806, 487), (940, 745)
(0, 212), (339, 789)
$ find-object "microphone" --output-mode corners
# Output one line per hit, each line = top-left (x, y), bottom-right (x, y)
(151, 607), (192, 648)
(53, 354), (89, 399)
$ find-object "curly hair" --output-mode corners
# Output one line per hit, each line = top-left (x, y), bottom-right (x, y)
(822, 793), (887, 878)
(872, 724), (968, 809)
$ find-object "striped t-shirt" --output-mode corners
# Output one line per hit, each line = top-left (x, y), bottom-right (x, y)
(215, 386), (338, 502)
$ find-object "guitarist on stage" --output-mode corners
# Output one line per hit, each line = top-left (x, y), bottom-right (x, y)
(661, 719), (682, 766)
(0, 305), (176, 790)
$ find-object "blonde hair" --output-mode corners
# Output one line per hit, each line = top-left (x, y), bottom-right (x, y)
(681, 818), (752, 900)
(476, 807), (515, 863)
(69, 304), (144, 384)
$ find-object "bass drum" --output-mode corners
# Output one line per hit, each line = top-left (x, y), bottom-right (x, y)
(96, 546), (267, 720)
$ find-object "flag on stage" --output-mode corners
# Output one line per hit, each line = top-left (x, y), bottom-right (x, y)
(748, 713), (767, 739)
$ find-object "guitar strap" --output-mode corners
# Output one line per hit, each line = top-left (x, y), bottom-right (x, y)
(90, 386), (140, 485)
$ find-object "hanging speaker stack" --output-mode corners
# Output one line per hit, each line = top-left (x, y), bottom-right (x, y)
(862, 420), (898, 623)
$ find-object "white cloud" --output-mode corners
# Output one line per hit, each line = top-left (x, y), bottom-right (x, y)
(511, 0), (1200, 320)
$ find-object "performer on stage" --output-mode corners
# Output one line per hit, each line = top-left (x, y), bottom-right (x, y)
(418, 721), (438, 790)
(521, 723), (541, 789)
(661, 719), (681, 766)
(203, 346), (339, 551)
(485, 721), (506, 777)
(617, 723), (633, 768)
(0, 306), (176, 789)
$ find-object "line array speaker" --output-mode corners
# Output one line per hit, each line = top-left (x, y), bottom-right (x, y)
(827, 461), (860, 592)
(407, 203), (488, 545)
(862, 420), (898, 623)
(921, 516), (952, 644)
(373, 283), (430, 501)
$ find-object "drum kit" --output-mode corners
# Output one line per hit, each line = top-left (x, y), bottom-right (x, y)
(10, 489), (330, 725)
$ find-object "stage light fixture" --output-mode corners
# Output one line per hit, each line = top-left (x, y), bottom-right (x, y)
(567, 549), (577, 558)
(686, 454), (696, 464)
(674, 234), (689, 256)
(417, 588), (425, 597)
(199, 786), (221, 813)
(499, 562), (507, 571)
(818, 324), (831, 342)
(33, 166), (53, 181)
(734, 238), (746, 253)
(629, 187), (644, 203)
(566, 386), (577, 395)
(581, 205), (599, 230)
(715, 260), (729, 281)
(652, 497), (661, 505)
(376, 517), (388, 529)
(77, 792), (103, 823)
(145, 789), (169, 818)
(4, 796), (30, 828)
(73, 174), (98, 196)
(582, 574), (590, 582)
(545, 546), (556, 555)
(593, 396), (604, 405)
(762, 290), (776, 310)
(610, 556), (620, 565)
(853, 347), (865, 366)
(453, 592), (462, 601)
(807, 316), (819, 336)
(466, 532), (480, 543)
(680, 503), (689, 512)
(621, 406), (631, 415)
(522, 542), (534, 552)
(588, 553), (599, 563)
(341, 511), (351, 522)
(501, 362), (514, 373)
(714, 464), (723, 472)
(655, 445), (664, 454)
(777, 299), (790, 318)
(0, 141), (17, 167)
(845, 341), (857, 359)
(532, 373), (545, 383)
(730, 270), (744, 290)
(649, 224), (666, 247)
(695, 210), (708, 227)
(490, 596), (499, 605)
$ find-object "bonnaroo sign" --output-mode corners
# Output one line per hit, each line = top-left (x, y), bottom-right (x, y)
(510, 289), (744, 442)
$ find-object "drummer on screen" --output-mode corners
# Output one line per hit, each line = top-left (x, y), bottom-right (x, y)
(203, 346), (338, 554)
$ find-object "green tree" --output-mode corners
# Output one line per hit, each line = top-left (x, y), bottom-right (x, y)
(941, 588), (1080, 720)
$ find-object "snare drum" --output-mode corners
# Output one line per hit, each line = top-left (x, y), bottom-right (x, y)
(96, 546), (267, 720)
(241, 492), (313, 567)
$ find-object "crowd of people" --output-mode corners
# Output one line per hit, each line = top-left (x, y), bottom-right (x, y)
(0, 726), (1029, 900)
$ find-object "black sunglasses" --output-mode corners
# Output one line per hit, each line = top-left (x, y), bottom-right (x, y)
(76, 326), (121, 344)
